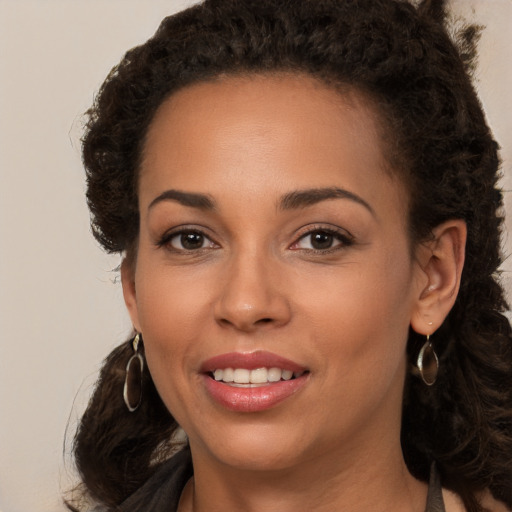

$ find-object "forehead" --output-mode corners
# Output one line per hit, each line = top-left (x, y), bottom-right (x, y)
(140, 73), (406, 213)
(143, 73), (383, 165)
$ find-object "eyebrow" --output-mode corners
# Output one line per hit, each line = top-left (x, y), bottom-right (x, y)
(279, 187), (375, 215)
(148, 186), (374, 216)
(148, 190), (216, 211)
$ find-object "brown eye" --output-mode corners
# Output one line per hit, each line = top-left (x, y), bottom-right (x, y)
(167, 231), (214, 251)
(310, 231), (335, 250)
(290, 227), (354, 254)
(295, 230), (342, 251)
(180, 232), (205, 250)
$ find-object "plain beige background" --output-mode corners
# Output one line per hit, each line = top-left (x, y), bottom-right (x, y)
(0, 1), (510, 511)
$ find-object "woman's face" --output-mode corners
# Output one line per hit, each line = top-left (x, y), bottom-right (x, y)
(123, 74), (428, 472)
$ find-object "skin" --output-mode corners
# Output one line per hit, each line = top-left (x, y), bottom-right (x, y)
(122, 74), (467, 512)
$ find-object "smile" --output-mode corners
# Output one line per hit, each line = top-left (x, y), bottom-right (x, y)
(201, 351), (310, 412)
(212, 367), (307, 386)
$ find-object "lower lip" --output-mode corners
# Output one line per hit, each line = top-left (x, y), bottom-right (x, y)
(203, 374), (309, 412)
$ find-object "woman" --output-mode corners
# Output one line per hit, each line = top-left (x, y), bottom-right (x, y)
(69, 0), (512, 510)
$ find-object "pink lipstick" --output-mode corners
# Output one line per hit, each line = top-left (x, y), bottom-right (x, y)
(201, 351), (309, 412)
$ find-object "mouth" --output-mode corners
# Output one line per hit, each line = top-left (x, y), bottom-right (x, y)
(201, 351), (310, 412)
(210, 367), (309, 387)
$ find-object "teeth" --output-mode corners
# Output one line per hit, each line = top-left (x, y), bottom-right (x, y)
(250, 368), (268, 384)
(214, 368), (234, 382)
(268, 368), (281, 382)
(212, 367), (304, 384)
(233, 368), (250, 383)
(282, 370), (293, 381)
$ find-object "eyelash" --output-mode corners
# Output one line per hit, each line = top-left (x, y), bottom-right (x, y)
(290, 226), (354, 254)
(156, 225), (354, 254)
(156, 227), (218, 253)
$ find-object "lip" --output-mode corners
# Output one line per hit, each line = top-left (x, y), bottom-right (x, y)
(201, 350), (307, 373)
(201, 351), (309, 413)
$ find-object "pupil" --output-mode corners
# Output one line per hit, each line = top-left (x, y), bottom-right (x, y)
(181, 232), (203, 249)
(311, 231), (333, 250)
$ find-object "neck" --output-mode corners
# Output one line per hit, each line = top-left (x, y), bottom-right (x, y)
(181, 436), (427, 512)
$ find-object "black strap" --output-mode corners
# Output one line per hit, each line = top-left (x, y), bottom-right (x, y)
(425, 462), (446, 512)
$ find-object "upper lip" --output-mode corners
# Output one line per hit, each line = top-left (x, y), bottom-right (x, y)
(201, 350), (307, 373)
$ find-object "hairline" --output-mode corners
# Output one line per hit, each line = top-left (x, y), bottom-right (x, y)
(127, 70), (418, 264)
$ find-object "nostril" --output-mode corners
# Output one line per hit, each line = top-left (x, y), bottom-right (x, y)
(217, 316), (274, 330)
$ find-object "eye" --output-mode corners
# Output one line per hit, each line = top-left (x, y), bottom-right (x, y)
(162, 230), (218, 252)
(291, 228), (352, 252)
(296, 230), (340, 250)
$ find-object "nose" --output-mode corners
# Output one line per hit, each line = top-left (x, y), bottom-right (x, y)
(214, 250), (291, 332)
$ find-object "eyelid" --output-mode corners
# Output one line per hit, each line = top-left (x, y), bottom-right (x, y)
(289, 224), (354, 251)
(156, 225), (219, 251)
(155, 223), (353, 253)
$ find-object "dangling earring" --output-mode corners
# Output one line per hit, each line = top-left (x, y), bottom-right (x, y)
(417, 334), (439, 386)
(123, 333), (144, 412)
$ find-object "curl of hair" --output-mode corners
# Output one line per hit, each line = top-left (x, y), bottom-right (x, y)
(75, 0), (512, 510)
(68, 339), (177, 509)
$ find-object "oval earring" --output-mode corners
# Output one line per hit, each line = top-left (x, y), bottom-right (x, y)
(417, 334), (439, 386)
(123, 333), (144, 412)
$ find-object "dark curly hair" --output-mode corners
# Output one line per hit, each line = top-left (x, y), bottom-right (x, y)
(69, 0), (512, 510)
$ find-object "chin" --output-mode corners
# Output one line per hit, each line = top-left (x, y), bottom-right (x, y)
(190, 423), (310, 472)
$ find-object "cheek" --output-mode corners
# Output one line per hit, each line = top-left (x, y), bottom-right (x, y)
(298, 247), (414, 378)
(135, 259), (211, 338)
(134, 270), (205, 420)
(133, 262), (213, 403)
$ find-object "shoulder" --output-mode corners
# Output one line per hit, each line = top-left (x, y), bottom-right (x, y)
(119, 448), (193, 512)
(479, 490), (511, 512)
(442, 488), (511, 512)
(442, 488), (466, 512)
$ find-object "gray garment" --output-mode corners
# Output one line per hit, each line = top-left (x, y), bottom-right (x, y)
(425, 463), (447, 512)
(120, 448), (193, 512)
(120, 448), (446, 512)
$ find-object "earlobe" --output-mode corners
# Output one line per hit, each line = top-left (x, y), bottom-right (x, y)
(121, 258), (141, 332)
(411, 219), (467, 335)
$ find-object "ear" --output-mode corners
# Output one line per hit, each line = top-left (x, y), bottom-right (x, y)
(121, 258), (142, 333)
(410, 219), (467, 335)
